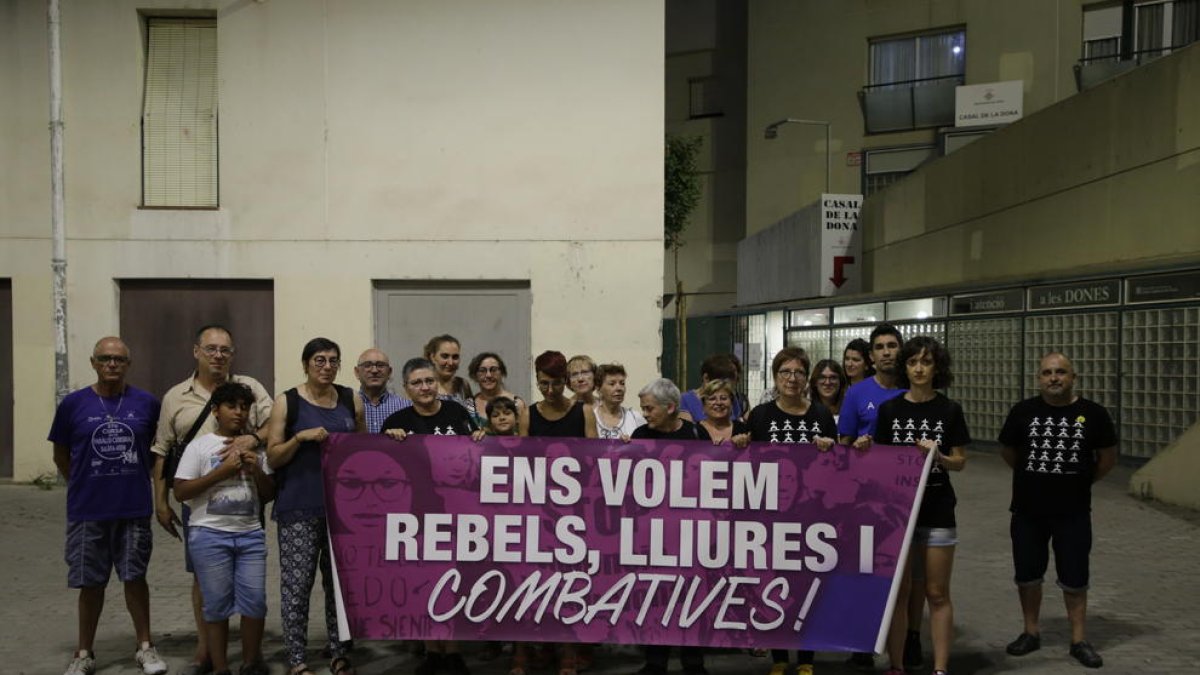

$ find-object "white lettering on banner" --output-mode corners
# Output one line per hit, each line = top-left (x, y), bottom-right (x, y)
(425, 568), (821, 633)
(482, 456), (779, 511)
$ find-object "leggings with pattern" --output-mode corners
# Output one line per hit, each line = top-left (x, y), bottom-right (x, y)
(278, 517), (345, 667)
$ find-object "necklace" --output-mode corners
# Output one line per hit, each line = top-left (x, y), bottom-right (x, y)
(95, 387), (125, 422)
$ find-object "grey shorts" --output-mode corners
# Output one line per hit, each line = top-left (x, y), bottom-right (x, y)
(65, 518), (153, 588)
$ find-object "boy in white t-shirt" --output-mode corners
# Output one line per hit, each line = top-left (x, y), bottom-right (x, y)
(174, 382), (274, 675)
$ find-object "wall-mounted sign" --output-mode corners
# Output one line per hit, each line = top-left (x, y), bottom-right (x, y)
(1028, 279), (1120, 311)
(820, 193), (863, 297)
(955, 80), (1024, 128)
(949, 289), (1025, 315)
(846, 151), (863, 167)
(1126, 270), (1200, 304)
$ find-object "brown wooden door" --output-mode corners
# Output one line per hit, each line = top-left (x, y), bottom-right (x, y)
(118, 280), (275, 398)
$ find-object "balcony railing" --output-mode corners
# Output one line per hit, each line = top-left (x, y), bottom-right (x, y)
(858, 73), (965, 134)
(1075, 43), (1198, 91)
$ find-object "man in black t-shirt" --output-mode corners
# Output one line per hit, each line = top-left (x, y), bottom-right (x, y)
(998, 352), (1117, 670)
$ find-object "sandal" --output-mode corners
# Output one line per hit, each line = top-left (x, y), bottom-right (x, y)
(330, 656), (357, 675)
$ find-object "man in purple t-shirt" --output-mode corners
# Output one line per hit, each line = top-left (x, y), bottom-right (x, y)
(49, 337), (167, 675)
(836, 323), (908, 671)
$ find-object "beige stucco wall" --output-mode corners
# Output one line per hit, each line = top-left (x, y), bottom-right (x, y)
(746, 0), (1084, 237)
(862, 42), (1200, 292)
(1131, 420), (1200, 510)
(0, 0), (665, 480)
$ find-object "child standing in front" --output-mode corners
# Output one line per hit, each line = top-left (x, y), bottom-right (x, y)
(174, 382), (275, 675)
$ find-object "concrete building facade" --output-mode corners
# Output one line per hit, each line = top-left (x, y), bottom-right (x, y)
(0, 0), (666, 481)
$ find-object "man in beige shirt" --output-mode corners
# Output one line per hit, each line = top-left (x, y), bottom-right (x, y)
(152, 325), (272, 675)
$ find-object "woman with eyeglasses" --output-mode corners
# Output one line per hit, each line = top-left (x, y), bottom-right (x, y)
(679, 353), (744, 422)
(514, 350), (596, 675)
(266, 338), (365, 675)
(808, 359), (849, 420)
(519, 351), (598, 441)
(696, 378), (748, 444)
(380, 357), (483, 675)
(733, 347), (835, 675)
(468, 352), (526, 431)
(566, 354), (598, 406)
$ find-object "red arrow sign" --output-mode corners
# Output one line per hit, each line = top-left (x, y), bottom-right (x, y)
(830, 255), (855, 288)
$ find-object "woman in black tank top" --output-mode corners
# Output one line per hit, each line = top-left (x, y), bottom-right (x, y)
(519, 350), (598, 440)
(513, 351), (596, 675)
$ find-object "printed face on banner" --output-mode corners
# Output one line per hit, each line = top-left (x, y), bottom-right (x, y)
(322, 434), (929, 652)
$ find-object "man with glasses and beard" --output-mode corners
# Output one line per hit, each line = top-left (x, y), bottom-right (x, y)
(152, 325), (273, 675)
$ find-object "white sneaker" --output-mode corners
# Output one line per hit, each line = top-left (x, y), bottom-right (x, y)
(64, 650), (96, 675)
(135, 642), (169, 675)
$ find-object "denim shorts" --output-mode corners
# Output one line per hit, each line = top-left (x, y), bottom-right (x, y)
(188, 526), (268, 621)
(65, 518), (153, 588)
(913, 526), (959, 548)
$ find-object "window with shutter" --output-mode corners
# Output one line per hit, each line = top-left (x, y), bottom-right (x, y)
(142, 17), (218, 208)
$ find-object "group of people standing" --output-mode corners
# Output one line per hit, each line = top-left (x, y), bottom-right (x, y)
(50, 322), (1117, 675)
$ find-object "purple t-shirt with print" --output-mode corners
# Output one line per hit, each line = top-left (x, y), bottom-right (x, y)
(48, 386), (160, 521)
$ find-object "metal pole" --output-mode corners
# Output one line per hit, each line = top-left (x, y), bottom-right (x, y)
(48, 0), (70, 404)
(823, 123), (831, 194)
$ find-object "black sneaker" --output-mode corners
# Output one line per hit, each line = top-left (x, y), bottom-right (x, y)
(1069, 641), (1103, 669)
(846, 652), (875, 670)
(1005, 632), (1041, 656)
(415, 652), (444, 675)
(903, 630), (923, 669)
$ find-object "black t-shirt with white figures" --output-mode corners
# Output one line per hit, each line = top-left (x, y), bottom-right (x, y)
(876, 393), (971, 528)
(380, 400), (476, 437)
(746, 400), (837, 445)
(997, 396), (1117, 516)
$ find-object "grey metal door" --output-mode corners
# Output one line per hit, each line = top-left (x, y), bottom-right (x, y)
(373, 282), (532, 401)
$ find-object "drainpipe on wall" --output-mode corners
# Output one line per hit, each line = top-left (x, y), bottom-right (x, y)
(48, 0), (70, 404)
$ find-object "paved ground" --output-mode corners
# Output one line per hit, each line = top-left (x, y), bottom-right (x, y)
(3, 451), (1197, 675)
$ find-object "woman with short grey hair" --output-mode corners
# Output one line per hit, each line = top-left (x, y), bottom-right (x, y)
(630, 378), (711, 675)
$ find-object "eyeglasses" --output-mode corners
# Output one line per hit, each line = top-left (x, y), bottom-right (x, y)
(335, 477), (411, 502)
(407, 377), (437, 389)
(311, 356), (341, 367)
(199, 345), (235, 357)
(776, 369), (807, 380)
(537, 379), (564, 390)
(476, 366), (502, 375)
(94, 354), (129, 364)
(357, 361), (390, 370)
(817, 375), (840, 383)
(569, 370), (594, 380)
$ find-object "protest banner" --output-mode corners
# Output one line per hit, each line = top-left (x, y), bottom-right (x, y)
(322, 434), (931, 652)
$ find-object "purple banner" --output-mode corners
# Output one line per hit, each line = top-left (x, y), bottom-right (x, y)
(321, 434), (930, 652)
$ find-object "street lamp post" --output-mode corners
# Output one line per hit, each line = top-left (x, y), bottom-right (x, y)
(764, 118), (831, 195)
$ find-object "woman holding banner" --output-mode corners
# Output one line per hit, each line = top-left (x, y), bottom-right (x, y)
(734, 347), (835, 675)
(871, 336), (969, 675)
(381, 357), (483, 675)
(266, 338), (365, 675)
(514, 351), (597, 675)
